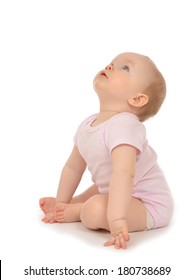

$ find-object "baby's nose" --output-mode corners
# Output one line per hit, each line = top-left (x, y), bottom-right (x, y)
(105, 63), (114, 71)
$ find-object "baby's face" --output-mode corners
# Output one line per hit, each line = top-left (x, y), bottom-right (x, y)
(93, 52), (156, 104)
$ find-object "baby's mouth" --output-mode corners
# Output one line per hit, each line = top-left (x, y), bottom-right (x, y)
(100, 71), (108, 78)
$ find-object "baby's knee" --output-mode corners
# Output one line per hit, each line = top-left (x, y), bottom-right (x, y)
(80, 194), (107, 230)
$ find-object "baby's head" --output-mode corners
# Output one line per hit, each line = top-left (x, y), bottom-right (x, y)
(131, 54), (166, 122)
(93, 52), (166, 122)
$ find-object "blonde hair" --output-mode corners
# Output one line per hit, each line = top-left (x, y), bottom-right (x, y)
(137, 68), (166, 122)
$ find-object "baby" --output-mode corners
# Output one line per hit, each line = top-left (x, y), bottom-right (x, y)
(40, 52), (174, 249)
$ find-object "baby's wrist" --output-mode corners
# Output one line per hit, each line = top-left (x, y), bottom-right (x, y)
(56, 200), (66, 204)
(108, 214), (128, 223)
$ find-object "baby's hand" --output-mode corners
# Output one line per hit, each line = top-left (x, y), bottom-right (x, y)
(104, 219), (130, 249)
(41, 211), (56, 223)
(42, 201), (61, 224)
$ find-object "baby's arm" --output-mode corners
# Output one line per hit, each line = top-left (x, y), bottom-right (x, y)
(56, 145), (87, 203)
(42, 145), (86, 222)
(105, 144), (136, 249)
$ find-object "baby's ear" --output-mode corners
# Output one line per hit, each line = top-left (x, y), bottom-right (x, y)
(128, 93), (149, 108)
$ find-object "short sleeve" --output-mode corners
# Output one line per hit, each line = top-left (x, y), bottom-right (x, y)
(104, 115), (146, 154)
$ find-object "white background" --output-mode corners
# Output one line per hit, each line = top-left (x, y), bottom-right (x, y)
(0, 0), (193, 279)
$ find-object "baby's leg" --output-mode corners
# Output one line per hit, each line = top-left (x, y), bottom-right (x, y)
(80, 194), (109, 230)
(54, 203), (83, 223)
(80, 194), (147, 232)
(39, 184), (99, 214)
(52, 193), (147, 230)
(44, 193), (108, 226)
(54, 185), (99, 222)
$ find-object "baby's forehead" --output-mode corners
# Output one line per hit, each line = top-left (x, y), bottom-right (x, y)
(113, 52), (157, 73)
(113, 52), (150, 63)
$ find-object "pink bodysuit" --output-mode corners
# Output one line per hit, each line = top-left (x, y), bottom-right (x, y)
(74, 112), (174, 228)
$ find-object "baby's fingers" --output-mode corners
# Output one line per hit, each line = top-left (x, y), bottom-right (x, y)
(104, 236), (124, 249)
(122, 231), (130, 242)
(41, 213), (55, 223)
(118, 232), (129, 249)
(104, 237), (115, 247)
(104, 232), (130, 249)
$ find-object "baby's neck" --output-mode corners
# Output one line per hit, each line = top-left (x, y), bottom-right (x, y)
(91, 110), (121, 127)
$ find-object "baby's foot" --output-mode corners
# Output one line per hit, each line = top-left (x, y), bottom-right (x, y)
(39, 197), (56, 214)
(55, 203), (82, 223)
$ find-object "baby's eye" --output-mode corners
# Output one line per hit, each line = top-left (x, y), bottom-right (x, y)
(122, 65), (130, 72)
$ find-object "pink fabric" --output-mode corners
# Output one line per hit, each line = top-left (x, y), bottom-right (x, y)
(74, 112), (174, 228)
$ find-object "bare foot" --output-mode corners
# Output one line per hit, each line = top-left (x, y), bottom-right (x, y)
(55, 203), (83, 223)
(39, 197), (56, 214)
